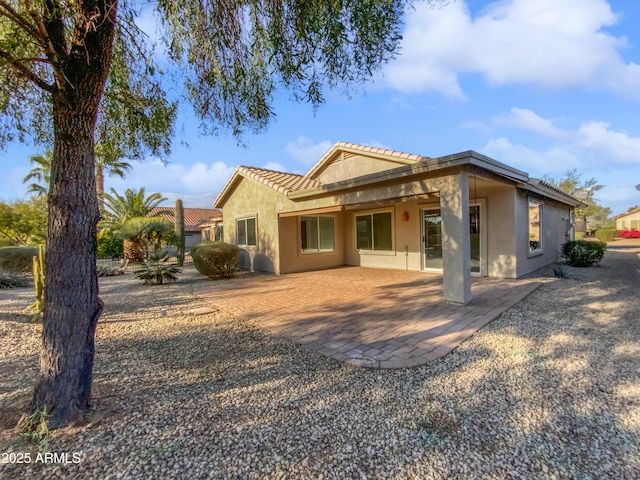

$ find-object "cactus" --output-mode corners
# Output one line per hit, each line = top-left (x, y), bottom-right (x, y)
(175, 199), (185, 266)
(25, 244), (45, 322)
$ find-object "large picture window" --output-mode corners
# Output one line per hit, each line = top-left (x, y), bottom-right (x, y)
(301, 216), (335, 252)
(528, 200), (542, 253)
(236, 217), (256, 246)
(356, 211), (393, 251)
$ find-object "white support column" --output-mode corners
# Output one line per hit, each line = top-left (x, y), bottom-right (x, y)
(440, 172), (472, 305)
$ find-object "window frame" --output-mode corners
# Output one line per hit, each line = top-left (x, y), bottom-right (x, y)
(527, 199), (543, 256)
(299, 215), (336, 254)
(354, 209), (394, 253)
(236, 216), (257, 247)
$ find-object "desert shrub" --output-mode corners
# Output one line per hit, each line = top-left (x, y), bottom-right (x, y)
(574, 232), (584, 240)
(134, 250), (180, 285)
(0, 269), (30, 288)
(191, 242), (239, 279)
(594, 228), (616, 242)
(562, 240), (606, 267)
(97, 229), (124, 258)
(0, 246), (38, 273)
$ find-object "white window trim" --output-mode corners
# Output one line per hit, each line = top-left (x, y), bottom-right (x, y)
(299, 215), (337, 254)
(528, 200), (543, 257)
(236, 215), (258, 248)
(354, 208), (395, 254)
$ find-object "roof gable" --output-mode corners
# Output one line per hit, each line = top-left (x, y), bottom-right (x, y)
(304, 141), (425, 183)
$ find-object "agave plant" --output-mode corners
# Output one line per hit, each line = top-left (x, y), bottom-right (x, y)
(134, 250), (180, 285)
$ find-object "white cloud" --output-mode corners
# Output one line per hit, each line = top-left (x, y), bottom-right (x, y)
(576, 121), (640, 165)
(385, 0), (640, 101)
(492, 108), (566, 139)
(284, 136), (333, 166)
(105, 158), (236, 203)
(262, 162), (287, 171)
(482, 137), (580, 174)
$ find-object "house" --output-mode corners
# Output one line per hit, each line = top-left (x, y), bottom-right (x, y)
(200, 215), (224, 242)
(148, 207), (222, 249)
(613, 207), (640, 231)
(214, 142), (581, 305)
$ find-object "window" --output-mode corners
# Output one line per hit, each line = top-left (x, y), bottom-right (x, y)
(528, 200), (542, 253)
(301, 216), (335, 252)
(355, 211), (393, 251)
(214, 225), (224, 242)
(236, 217), (256, 246)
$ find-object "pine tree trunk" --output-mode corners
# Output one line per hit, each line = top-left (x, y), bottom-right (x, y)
(29, 1), (117, 429)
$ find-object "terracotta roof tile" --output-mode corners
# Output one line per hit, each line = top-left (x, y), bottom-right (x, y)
(148, 207), (222, 232)
(238, 166), (322, 194)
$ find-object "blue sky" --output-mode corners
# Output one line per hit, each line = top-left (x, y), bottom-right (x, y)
(2, 0), (640, 216)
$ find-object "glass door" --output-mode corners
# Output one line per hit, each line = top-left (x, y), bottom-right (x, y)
(422, 209), (442, 270)
(422, 206), (481, 274)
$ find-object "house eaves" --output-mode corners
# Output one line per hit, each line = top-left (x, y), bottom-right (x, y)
(288, 151), (529, 200)
(517, 179), (583, 207)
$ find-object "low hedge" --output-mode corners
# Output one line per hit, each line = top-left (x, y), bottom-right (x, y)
(191, 242), (239, 279)
(594, 228), (616, 242)
(0, 246), (38, 273)
(562, 240), (606, 267)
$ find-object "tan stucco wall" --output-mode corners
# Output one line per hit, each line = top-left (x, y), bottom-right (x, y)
(279, 214), (346, 274)
(515, 191), (572, 277)
(221, 166), (573, 280)
(616, 211), (640, 230)
(313, 153), (413, 184)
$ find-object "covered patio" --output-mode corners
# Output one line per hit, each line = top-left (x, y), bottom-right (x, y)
(197, 267), (541, 368)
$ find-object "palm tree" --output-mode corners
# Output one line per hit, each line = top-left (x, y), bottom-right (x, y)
(22, 152), (52, 197)
(101, 188), (170, 261)
(94, 144), (131, 200)
(23, 146), (131, 200)
(120, 216), (174, 262)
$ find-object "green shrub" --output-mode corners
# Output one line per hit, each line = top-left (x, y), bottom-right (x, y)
(191, 242), (239, 279)
(594, 228), (616, 242)
(0, 246), (38, 273)
(134, 250), (180, 285)
(574, 232), (584, 240)
(97, 229), (124, 258)
(562, 240), (606, 267)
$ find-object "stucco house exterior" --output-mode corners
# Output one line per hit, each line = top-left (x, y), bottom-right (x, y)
(613, 207), (640, 231)
(148, 207), (222, 249)
(214, 142), (580, 304)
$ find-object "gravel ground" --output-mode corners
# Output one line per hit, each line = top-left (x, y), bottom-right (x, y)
(0, 240), (639, 479)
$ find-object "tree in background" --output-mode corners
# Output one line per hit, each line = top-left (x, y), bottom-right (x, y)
(101, 188), (169, 261)
(23, 148), (131, 199)
(543, 169), (613, 231)
(0, 197), (48, 246)
(119, 216), (174, 262)
(22, 152), (52, 197)
(0, 0), (441, 428)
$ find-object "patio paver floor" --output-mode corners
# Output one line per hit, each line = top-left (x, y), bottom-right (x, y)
(196, 266), (540, 368)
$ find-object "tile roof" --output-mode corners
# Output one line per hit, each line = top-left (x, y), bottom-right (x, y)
(148, 207), (222, 232)
(331, 141), (427, 163)
(237, 166), (322, 195)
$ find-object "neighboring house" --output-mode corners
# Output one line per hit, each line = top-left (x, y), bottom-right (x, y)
(214, 142), (580, 305)
(148, 207), (222, 249)
(613, 207), (640, 231)
(200, 215), (224, 242)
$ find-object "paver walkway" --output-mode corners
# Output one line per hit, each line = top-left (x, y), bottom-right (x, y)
(197, 267), (541, 368)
